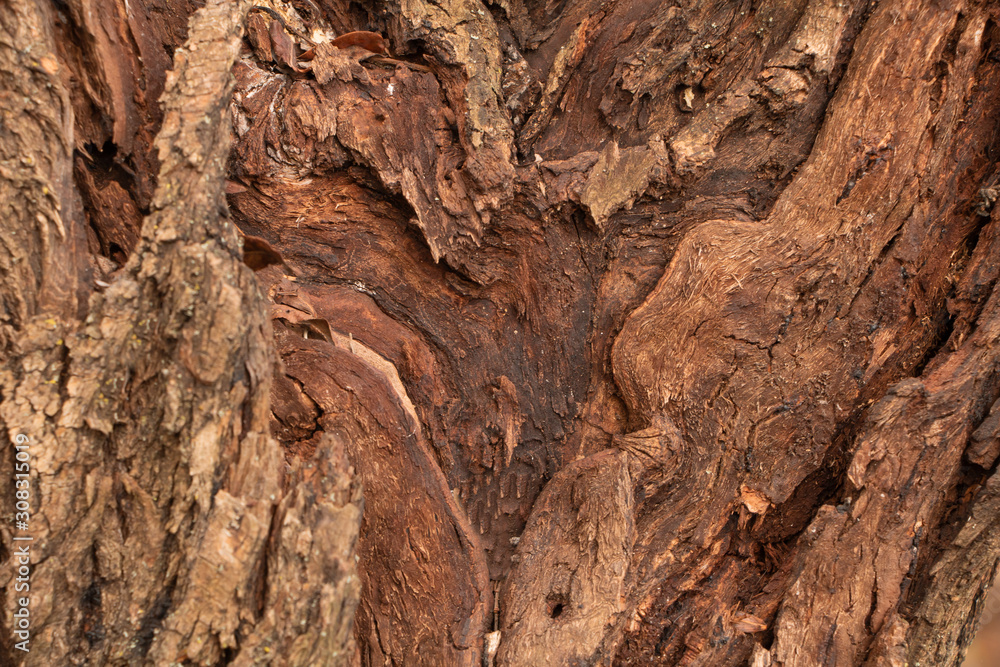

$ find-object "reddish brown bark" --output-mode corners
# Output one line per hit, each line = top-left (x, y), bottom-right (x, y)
(1, 0), (999, 665)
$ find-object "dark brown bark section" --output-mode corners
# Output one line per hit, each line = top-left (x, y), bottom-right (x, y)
(227, 0), (1000, 664)
(265, 278), (491, 666)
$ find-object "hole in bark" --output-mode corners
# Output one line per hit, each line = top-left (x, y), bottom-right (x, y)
(81, 581), (105, 646)
(546, 592), (569, 620)
(82, 140), (118, 173)
(108, 242), (126, 265)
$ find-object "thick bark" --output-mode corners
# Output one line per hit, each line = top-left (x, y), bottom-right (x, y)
(1, 0), (999, 666)
(0, 1), (358, 665)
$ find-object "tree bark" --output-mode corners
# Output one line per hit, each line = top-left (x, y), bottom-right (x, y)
(1, 0), (999, 666)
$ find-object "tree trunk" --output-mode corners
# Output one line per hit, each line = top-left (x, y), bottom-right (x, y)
(1, 0), (999, 665)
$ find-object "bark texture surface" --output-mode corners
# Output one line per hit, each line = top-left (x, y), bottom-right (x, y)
(1, 0), (999, 665)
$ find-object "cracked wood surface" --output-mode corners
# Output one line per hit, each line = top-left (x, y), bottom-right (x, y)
(2, 0), (1000, 665)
